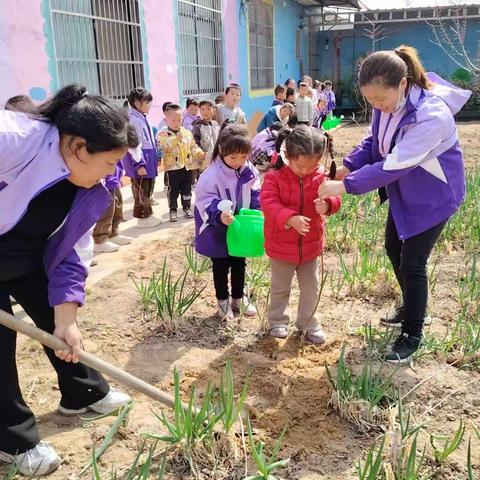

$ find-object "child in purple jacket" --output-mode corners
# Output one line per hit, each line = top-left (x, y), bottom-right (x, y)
(122, 88), (162, 228)
(319, 45), (471, 363)
(194, 123), (260, 321)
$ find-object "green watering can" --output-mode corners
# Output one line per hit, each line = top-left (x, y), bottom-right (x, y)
(218, 200), (265, 258)
(322, 115), (344, 131)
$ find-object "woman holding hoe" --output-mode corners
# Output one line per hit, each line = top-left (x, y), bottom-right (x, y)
(0, 85), (134, 475)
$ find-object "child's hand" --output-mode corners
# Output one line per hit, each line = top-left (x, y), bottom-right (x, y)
(221, 211), (234, 225)
(287, 215), (311, 236)
(314, 198), (329, 215)
(138, 167), (147, 176)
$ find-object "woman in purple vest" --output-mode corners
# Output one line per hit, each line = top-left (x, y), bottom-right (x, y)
(318, 45), (471, 364)
(0, 85), (137, 474)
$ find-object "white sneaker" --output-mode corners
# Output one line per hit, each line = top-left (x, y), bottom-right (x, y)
(0, 441), (60, 476)
(58, 388), (131, 415)
(136, 216), (162, 228)
(93, 240), (119, 254)
(110, 234), (132, 246)
(305, 328), (326, 345)
(231, 296), (257, 317)
(217, 299), (234, 321)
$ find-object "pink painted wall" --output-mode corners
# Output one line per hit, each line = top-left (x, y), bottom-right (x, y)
(142, 0), (180, 124)
(224, 0), (240, 85)
(0, 0), (51, 106)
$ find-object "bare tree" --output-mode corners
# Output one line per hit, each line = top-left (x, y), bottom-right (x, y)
(361, 14), (386, 53)
(349, 14), (386, 122)
(426, 1), (480, 77)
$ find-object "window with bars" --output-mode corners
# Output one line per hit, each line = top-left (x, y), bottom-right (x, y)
(177, 0), (225, 97)
(248, 0), (274, 91)
(50, 0), (145, 99)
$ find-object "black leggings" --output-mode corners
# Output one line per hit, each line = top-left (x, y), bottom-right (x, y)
(211, 256), (246, 300)
(0, 268), (109, 454)
(385, 211), (446, 337)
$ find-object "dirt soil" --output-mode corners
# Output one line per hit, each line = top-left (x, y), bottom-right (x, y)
(2, 121), (479, 480)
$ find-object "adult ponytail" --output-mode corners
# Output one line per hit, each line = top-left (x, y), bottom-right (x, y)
(37, 84), (138, 153)
(393, 45), (430, 89)
(358, 45), (431, 90)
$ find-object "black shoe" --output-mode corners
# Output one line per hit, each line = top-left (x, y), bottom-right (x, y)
(380, 306), (404, 327)
(380, 306), (432, 328)
(169, 211), (178, 223)
(183, 208), (194, 218)
(384, 333), (421, 364)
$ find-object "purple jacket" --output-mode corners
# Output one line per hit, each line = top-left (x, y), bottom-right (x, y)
(182, 111), (200, 132)
(343, 72), (471, 240)
(122, 108), (158, 179)
(325, 89), (336, 113)
(0, 111), (109, 306)
(194, 158), (261, 258)
(104, 161), (124, 191)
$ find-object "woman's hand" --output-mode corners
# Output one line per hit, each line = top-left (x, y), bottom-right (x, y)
(314, 198), (329, 215)
(53, 303), (83, 363)
(333, 165), (351, 181)
(287, 215), (311, 236)
(221, 211), (234, 225)
(318, 180), (346, 199)
(137, 167), (147, 176)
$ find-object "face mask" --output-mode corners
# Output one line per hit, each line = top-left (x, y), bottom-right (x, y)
(394, 85), (407, 113)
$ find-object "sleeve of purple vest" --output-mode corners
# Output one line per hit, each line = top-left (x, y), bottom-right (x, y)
(343, 133), (374, 172)
(343, 111), (452, 195)
(47, 248), (88, 306)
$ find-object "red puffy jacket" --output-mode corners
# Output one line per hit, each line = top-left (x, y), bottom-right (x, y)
(260, 166), (341, 264)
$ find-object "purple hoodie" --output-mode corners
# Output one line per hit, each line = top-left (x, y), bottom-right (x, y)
(343, 72), (471, 240)
(182, 111), (200, 132)
(0, 111), (109, 306)
(325, 89), (336, 114)
(122, 107), (158, 179)
(194, 158), (261, 258)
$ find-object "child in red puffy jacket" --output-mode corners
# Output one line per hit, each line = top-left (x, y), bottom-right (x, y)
(260, 125), (341, 343)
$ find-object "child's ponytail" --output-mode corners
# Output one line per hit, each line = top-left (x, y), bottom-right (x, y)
(324, 131), (334, 160)
(270, 126), (293, 170)
(126, 87), (153, 109)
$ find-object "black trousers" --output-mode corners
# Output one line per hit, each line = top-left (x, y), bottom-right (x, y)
(385, 211), (446, 338)
(0, 268), (109, 454)
(166, 168), (192, 212)
(212, 256), (246, 301)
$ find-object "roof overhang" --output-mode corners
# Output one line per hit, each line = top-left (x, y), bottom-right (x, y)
(293, 0), (366, 9)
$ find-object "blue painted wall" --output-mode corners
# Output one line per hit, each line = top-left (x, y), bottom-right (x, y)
(237, 0), (308, 121)
(317, 19), (480, 109)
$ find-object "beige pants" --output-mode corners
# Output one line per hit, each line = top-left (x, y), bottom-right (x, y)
(93, 188), (124, 244)
(267, 258), (320, 331)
